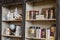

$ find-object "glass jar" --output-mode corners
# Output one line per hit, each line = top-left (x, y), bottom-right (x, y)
(29, 26), (35, 37)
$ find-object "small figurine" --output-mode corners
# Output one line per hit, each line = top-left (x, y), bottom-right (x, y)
(14, 7), (22, 20)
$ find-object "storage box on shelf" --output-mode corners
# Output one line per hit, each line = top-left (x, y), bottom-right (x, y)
(2, 4), (22, 40)
(25, 0), (56, 40)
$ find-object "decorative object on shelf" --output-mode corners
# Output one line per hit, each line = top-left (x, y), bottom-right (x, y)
(36, 27), (39, 38)
(41, 8), (56, 19)
(26, 11), (30, 20)
(2, 16), (6, 21)
(6, 38), (10, 40)
(29, 10), (39, 19)
(6, 27), (11, 35)
(36, 27), (41, 38)
(45, 9), (49, 19)
(14, 7), (22, 20)
(50, 36), (55, 40)
(50, 24), (56, 36)
(36, 10), (45, 19)
(29, 11), (34, 19)
(46, 28), (50, 40)
(15, 26), (21, 36)
(41, 28), (46, 38)
(49, 8), (56, 19)
(50, 9), (53, 19)
(6, 7), (22, 21)
(39, 27), (41, 38)
(7, 10), (14, 20)
(35, 11), (39, 18)
(29, 26), (35, 37)
(9, 13), (14, 20)
(10, 24), (16, 35)
(7, 10), (11, 20)
(41, 8), (49, 19)
(36, 15), (44, 19)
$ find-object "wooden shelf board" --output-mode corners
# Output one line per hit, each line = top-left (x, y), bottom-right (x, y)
(26, 19), (56, 21)
(26, 0), (44, 3)
(2, 20), (22, 22)
(2, 35), (22, 38)
(26, 37), (45, 39)
(26, 0), (55, 3)
(3, 2), (22, 7)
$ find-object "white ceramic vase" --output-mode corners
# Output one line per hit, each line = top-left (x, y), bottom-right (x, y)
(15, 26), (21, 36)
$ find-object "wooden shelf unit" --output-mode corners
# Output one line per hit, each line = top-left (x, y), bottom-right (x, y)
(1, 4), (23, 40)
(0, 0), (57, 40)
(25, 0), (56, 40)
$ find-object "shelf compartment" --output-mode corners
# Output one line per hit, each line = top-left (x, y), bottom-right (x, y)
(26, 37), (45, 40)
(2, 35), (21, 38)
(26, 19), (56, 21)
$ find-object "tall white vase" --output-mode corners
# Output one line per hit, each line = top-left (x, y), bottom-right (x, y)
(7, 10), (10, 20)
(15, 26), (21, 36)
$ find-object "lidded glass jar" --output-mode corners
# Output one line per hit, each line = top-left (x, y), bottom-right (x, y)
(29, 26), (35, 37)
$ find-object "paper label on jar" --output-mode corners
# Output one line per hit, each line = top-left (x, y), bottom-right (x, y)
(30, 29), (35, 34)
